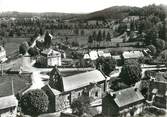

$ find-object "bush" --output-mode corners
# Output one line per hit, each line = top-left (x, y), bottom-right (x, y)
(19, 89), (49, 116)
(120, 60), (142, 85)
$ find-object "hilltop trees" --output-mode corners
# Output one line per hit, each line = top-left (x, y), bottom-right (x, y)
(88, 31), (111, 48)
(119, 60), (142, 86)
(19, 89), (49, 116)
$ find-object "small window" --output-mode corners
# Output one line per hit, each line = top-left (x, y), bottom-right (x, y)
(95, 91), (98, 97)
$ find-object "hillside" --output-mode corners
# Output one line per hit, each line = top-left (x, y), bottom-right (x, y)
(70, 6), (140, 22)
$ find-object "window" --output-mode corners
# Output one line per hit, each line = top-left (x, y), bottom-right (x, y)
(78, 92), (80, 96)
(95, 91), (98, 97)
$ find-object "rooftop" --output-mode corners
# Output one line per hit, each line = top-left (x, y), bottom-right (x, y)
(122, 51), (144, 59)
(62, 70), (106, 92)
(110, 87), (144, 108)
(41, 49), (61, 56)
(0, 95), (18, 110)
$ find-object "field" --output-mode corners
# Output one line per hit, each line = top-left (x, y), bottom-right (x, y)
(3, 37), (29, 56)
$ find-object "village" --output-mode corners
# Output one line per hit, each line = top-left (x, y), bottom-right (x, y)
(0, 3), (167, 117)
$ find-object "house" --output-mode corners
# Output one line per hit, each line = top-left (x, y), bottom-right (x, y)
(102, 87), (145, 117)
(148, 72), (167, 109)
(0, 46), (7, 62)
(83, 50), (111, 60)
(42, 67), (106, 112)
(0, 95), (18, 117)
(41, 49), (61, 66)
(121, 51), (144, 62)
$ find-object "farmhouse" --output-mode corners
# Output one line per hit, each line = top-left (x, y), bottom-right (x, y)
(41, 49), (62, 66)
(42, 67), (106, 112)
(102, 87), (145, 117)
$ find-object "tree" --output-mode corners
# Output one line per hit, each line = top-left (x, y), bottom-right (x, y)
(119, 60), (142, 86)
(28, 47), (39, 56)
(117, 23), (127, 35)
(19, 89), (49, 117)
(71, 99), (84, 116)
(19, 41), (29, 55)
(102, 30), (106, 46)
(147, 45), (157, 55)
(88, 35), (93, 48)
(96, 57), (116, 76)
(155, 38), (165, 53)
(44, 31), (52, 48)
(92, 31), (97, 47)
(71, 94), (91, 116)
(145, 27), (158, 45)
(97, 30), (102, 47)
(106, 32), (111, 42)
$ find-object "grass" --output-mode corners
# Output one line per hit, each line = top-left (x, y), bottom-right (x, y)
(2, 37), (29, 56)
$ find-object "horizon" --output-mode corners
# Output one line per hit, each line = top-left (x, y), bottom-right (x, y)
(0, 0), (167, 14)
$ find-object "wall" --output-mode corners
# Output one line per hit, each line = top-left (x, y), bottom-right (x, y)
(0, 106), (17, 117)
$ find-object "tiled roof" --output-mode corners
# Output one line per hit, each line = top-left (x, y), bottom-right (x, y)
(0, 95), (18, 110)
(110, 87), (144, 108)
(62, 70), (105, 92)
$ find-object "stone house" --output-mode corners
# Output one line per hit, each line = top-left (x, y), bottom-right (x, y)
(42, 67), (106, 112)
(41, 49), (62, 66)
(102, 87), (145, 117)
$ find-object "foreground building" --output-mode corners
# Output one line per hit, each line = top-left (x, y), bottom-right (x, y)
(102, 87), (145, 117)
(42, 67), (107, 112)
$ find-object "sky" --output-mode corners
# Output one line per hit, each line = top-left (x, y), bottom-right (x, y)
(0, 0), (167, 13)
